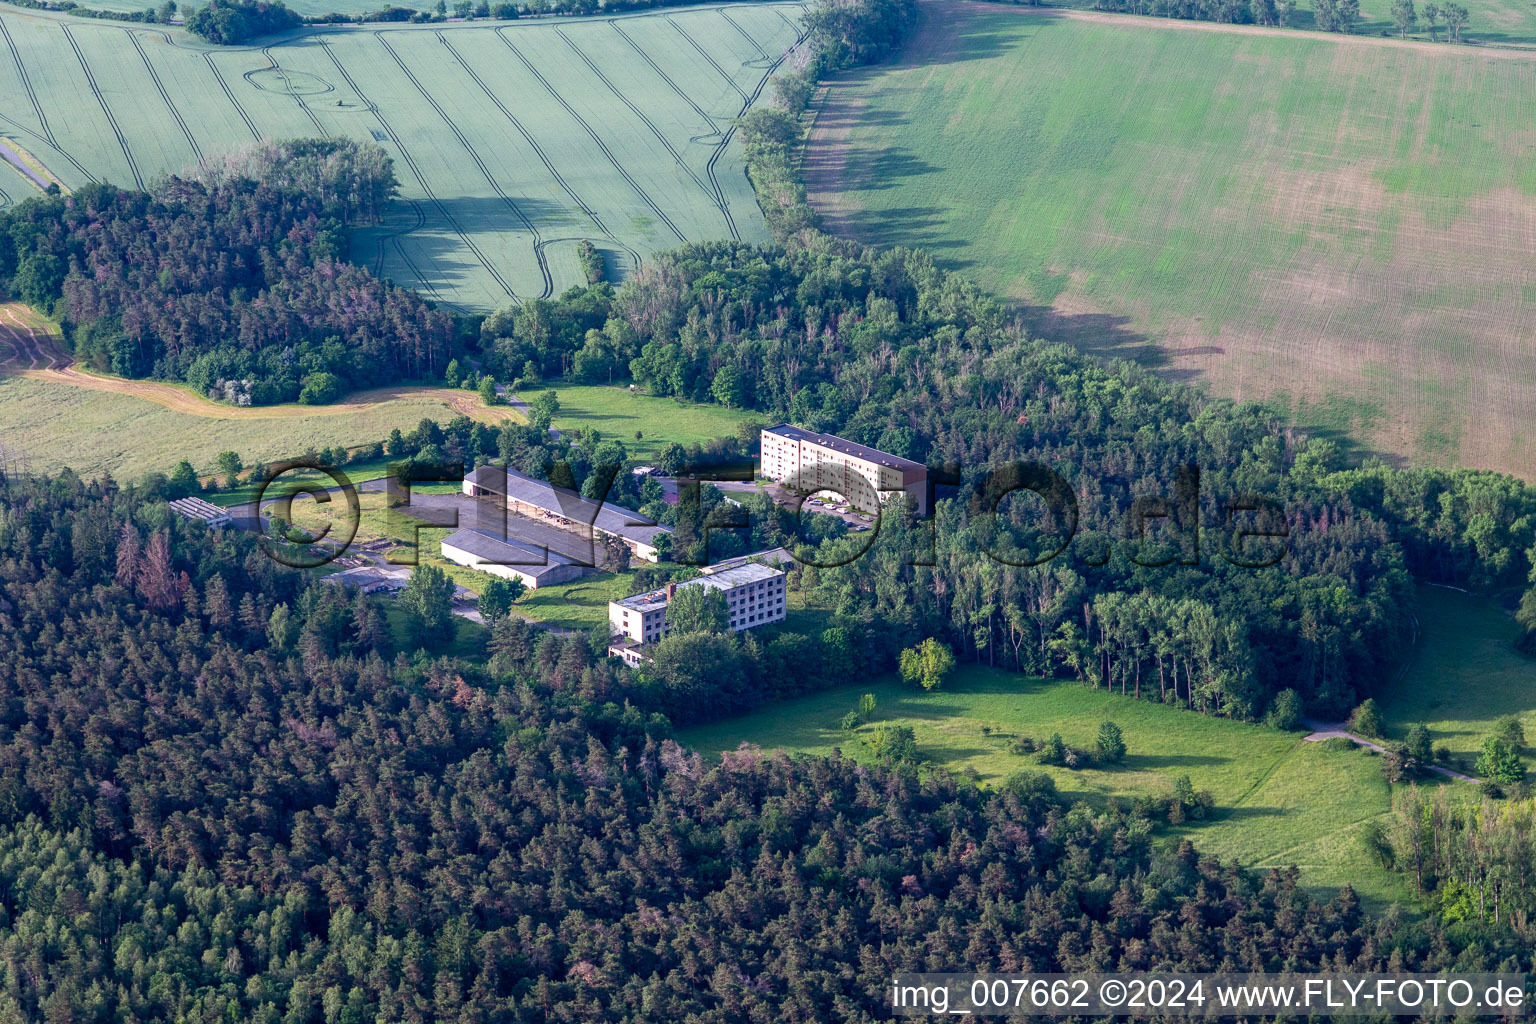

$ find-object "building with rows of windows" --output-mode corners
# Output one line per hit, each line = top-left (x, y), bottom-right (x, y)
(759, 424), (928, 515)
(606, 562), (787, 665)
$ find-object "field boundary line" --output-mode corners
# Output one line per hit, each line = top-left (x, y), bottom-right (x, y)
(967, 1), (1536, 60)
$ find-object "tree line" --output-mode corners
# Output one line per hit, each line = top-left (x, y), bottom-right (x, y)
(0, 139), (456, 405)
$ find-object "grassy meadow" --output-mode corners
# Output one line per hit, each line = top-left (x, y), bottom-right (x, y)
(806, 4), (1536, 478)
(679, 666), (1438, 909)
(0, 373), (511, 482)
(516, 384), (752, 460)
(0, 2), (802, 308)
(1380, 585), (1535, 765)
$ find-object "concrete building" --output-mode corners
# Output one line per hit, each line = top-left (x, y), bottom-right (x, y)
(321, 566), (406, 594)
(167, 496), (233, 529)
(759, 425), (928, 515)
(463, 464), (670, 562)
(608, 562), (787, 651)
(440, 528), (590, 589)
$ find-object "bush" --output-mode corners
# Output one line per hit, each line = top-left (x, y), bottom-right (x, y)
(1405, 723), (1433, 763)
(838, 710), (861, 732)
(297, 371), (343, 405)
(1494, 714), (1526, 751)
(867, 725), (918, 765)
(1035, 732), (1067, 766)
(1348, 698), (1383, 738)
(1266, 688), (1303, 730)
(898, 637), (955, 691)
(1009, 736), (1036, 755)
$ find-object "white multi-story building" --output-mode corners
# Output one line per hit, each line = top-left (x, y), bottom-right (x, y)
(607, 562), (787, 664)
(759, 424), (928, 515)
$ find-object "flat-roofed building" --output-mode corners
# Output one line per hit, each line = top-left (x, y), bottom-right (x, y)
(608, 562), (786, 646)
(463, 464), (670, 562)
(759, 425), (927, 515)
(167, 496), (233, 529)
(440, 528), (590, 589)
(321, 566), (407, 594)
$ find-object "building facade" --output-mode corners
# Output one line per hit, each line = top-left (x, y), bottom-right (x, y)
(759, 425), (928, 515)
(463, 464), (670, 562)
(440, 528), (590, 589)
(608, 563), (787, 649)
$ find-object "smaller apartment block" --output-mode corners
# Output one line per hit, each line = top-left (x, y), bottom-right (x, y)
(608, 563), (787, 665)
(759, 425), (927, 515)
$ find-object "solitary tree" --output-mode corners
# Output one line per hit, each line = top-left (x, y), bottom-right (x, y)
(1475, 735), (1526, 785)
(400, 564), (455, 649)
(899, 637), (956, 691)
(216, 450), (243, 490)
(1405, 722), (1433, 763)
(478, 375), (500, 406)
(1443, 2), (1467, 40)
(1095, 721), (1127, 765)
(1348, 698), (1383, 738)
(478, 576), (525, 623)
(1391, 0), (1417, 37)
(1422, 1), (1442, 37)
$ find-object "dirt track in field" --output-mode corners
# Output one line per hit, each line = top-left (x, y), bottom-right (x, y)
(0, 303), (520, 423)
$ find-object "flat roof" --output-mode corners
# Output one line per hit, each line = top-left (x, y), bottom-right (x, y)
(615, 562), (783, 613)
(322, 566), (405, 589)
(442, 528), (581, 577)
(762, 424), (925, 472)
(467, 464), (671, 545)
(168, 496), (232, 521)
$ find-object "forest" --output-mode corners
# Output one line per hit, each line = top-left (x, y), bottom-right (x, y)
(0, 472), (1526, 1023)
(0, 140), (454, 405)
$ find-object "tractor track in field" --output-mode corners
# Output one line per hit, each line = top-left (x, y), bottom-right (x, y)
(62, 25), (142, 189)
(260, 47), (328, 136)
(666, 14), (749, 101)
(609, 19), (727, 142)
(127, 29), (203, 168)
(717, 7), (778, 68)
(321, 36), (517, 300)
(435, 30), (642, 273)
(496, 26), (688, 244)
(554, 25), (738, 240)
(202, 51), (261, 142)
(376, 31), (552, 299)
(0, 16), (55, 147)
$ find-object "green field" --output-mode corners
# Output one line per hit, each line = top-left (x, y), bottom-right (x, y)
(0, 373), (512, 481)
(679, 667), (1437, 909)
(517, 383), (752, 459)
(0, 2), (803, 309)
(1040, 0), (1536, 47)
(806, 4), (1536, 480)
(1381, 585), (1535, 765)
